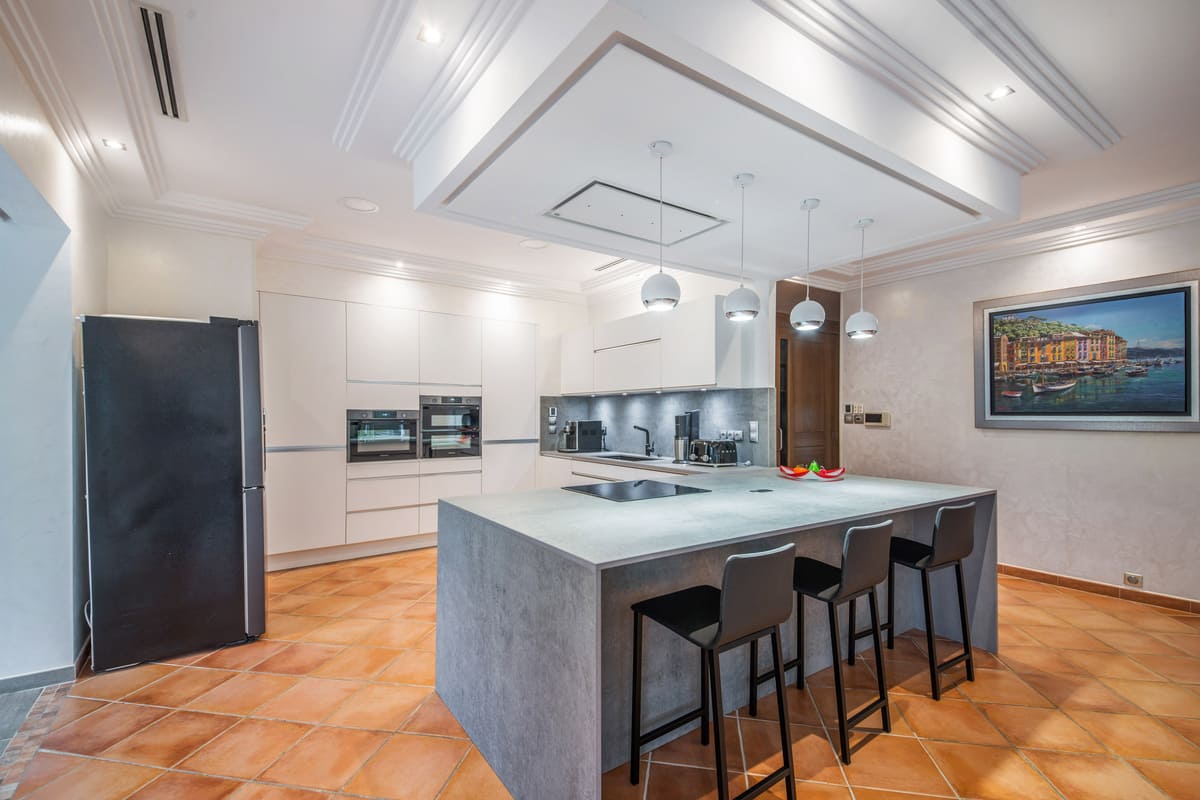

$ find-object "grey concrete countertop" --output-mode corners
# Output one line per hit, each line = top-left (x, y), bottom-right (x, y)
(445, 470), (993, 569)
(539, 449), (753, 476)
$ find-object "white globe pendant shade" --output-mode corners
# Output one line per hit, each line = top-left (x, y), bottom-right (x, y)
(845, 309), (879, 339)
(790, 298), (826, 331)
(723, 286), (760, 321)
(641, 270), (681, 311)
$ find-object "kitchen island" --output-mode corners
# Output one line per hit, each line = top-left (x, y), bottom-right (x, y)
(436, 471), (997, 800)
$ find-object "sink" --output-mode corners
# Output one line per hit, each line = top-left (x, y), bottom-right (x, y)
(596, 453), (658, 462)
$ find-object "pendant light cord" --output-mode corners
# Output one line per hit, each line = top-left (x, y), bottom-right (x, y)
(739, 182), (745, 288)
(804, 206), (812, 301)
(858, 224), (866, 312)
(657, 154), (664, 274)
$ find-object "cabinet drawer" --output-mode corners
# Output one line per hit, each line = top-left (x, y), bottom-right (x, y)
(419, 472), (482, 505)
(419, 503), (439, 534)
(347, 475), (419, 512)
(346, 507), (420, 544)
(419, 458), (482, 475)
(346, 460), (419, 479)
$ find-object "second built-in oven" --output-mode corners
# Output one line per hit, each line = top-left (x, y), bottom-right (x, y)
(420, 395), (481, 459)
(346, 410), (419, 462)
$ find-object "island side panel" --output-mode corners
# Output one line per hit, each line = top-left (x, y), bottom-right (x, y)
(437, 502), (602, 800)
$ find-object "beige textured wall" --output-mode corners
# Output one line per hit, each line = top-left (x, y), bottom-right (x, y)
(840, 221), (1200, 600)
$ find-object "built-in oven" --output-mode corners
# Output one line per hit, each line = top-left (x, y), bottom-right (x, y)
(346, 410), (419, 462)
(420, 395), (481, 459)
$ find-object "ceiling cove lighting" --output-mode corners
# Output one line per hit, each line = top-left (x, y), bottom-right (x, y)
(985, 84), (1015, 101)
(102, 138), (127, 150)
(417, 24), (443, 45)
(641, 140), (681, 312)
(845, 218), (879, 340)
(723, 172), (760, 322)
(789, 198), (825, 331)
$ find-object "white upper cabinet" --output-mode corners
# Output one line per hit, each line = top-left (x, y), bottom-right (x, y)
(259, 292), (346, 446)
(481, 318), (536, 440)
(560, 326), (594, 395)
(660, 296), (718, 389)
(346, 303), (418, 383)
(593, 313), (661, 350)
(419, 312), (482, 385)
(594, 339), (662, 392)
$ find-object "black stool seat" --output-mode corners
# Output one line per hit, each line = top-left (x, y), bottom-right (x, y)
(794, 557), (843, 600)
(888, 537), (933, 569)
(632, 585), (721, 648)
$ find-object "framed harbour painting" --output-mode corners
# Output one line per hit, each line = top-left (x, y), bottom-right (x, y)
(974, 269), (1200, 431)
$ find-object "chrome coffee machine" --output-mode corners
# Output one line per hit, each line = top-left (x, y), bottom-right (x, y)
(559, 419), (604, 453)
(673, 410), (700, 464)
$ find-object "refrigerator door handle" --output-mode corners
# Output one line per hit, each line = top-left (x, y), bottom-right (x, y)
(242, 485), (266, 636)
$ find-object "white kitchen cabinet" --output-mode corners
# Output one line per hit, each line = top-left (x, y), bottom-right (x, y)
(481, 318), (536, 441)
(593, 340), (662, 393)
(560, 327), (594, 395)
(482, 443), (538, 493)
(346, 382), (420, 411)
(346, 303), (418, 383)
(346, 475), (419, 512)
(537, 455), (577, 488)
(259, 292), (346, 446)
(593, 314), (661, 350)
(660, 297), (718, 388)
(265, 449), (346, 554)
(346, 507), (420, 544)
(419, 471), (482, 505)
(419, 312), (482, 385)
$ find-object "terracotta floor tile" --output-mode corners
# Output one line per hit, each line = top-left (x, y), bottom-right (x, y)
(154, 648), (217, 666)
(101, 710), (235, 767)
(649, 718), (741, 770)
(252, 643), (344, 676)
(290, 579), (351, 596)
(981, 704), (1105, 753)
(324, 565), (381, 581)
(194, 640), (290, 671)
(47, 697), (104, 730)
(852, 788), (953, 800)
(602, 762), (647, 799)
(11, 752), (84, 798)
(68, 663), (176, 701)
(40, 702), (169, 755)
(737, 686), (820, 728)
(1130, 758), (1200, 800)
(376, 649), (436, 686)
(1024, 750), (1165, 800)
(738, 719), (843, 785)
(1067, 710), (1200, 760)
(291, 595), (367, 618)
(1021, 672), (1143, 714)
(1133, 653), (1200, 684)
(252, 677), (362, 723)
(411, 627), (437, 652)
(179, 718), (311, 779)
(343, 599), (414, 619)
(765, 781), (851, 799)
(1046, 608), (1137, 631)
(805, 660), (886, 692)
(1100, 677), (1200, 717)
(400, 693), (467, 738)
(640, 762), (747, 800)
(333, 580), (392, 597)
(263, 615), (327, 641)
(1015, 589), (1095, 610)
(1061, 650), (1169, 681)
(1163, 715), (1200, 747)
(839, 734), (952, 795)
(1022, 625), (1117, 652)
(998, 624), (1040, 647)
(1110, 612), (1196, 635)
(397, 602), (438, 623)
(998, 645), (1085, 676)
(810, 686), (903, 734)
(436, 747), (512, 800)
(355, 620), (435, 649)
(892, 695), (1008, 745)
(999, 604), (1071, 627)
(266, 593), (317, 614)
(128, 771), (243, 799)
(23, 758), (160, 800)
(228, 784), (331, 800)
(307, 647), (399, 682)
(952, 668), (1052, 707)
(344, 732), (469, 799)
(259, 726), (386, 790)
(325, 684), (430, 731)
(301, 618), (384, 645)
(125, 668), (239, 708)
(1166, 634), (1200, 657)
(186, 673), (299, 715)
(375, 582), (434, 601)
(924, 740), (1059, 800)
(1090, 629), (1188, 655)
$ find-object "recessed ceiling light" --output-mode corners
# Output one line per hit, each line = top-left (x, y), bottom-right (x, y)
(102, 138), (127, 150)
(1072, 224), (1087, 232)
(519, 239), (548, 249)
(985, 85), (1015, 101)
(340, 196), (379, 214)
(417, 24), (442, 45)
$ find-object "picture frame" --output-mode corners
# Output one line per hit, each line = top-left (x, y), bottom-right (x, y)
(974, 269), (1200, 432)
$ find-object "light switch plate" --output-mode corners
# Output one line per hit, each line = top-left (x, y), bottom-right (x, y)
(748, 421), (759, 442)
(844, 413), (854, 424)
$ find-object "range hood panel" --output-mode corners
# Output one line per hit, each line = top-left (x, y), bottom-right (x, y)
(547, 180), (726, 246)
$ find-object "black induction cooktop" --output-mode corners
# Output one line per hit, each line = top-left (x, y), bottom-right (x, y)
(563, 479), (711, 502)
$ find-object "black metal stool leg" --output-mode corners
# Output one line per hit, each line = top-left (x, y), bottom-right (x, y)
(847, 597), (857, 666)
(700, 648), (710, 746)
(771, 627), (797, 800)
(630, 610), (643, 784)
(868, 588), (891, 733)
(919, 568), (940, 700)
(955, 561), (976, 682)
(828, 602), (851, 764)
(887, 560), (896, 649)
(749, 638), (759, 717)
(796, 592), (805, 689)
(708, 649), (730, 800)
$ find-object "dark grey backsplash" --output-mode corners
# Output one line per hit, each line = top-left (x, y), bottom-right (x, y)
(538, 389), (776, 466)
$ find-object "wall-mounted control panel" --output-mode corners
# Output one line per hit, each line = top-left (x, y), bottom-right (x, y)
(864, 411), (891, 428)
(843, 403), (891, 427)
(547, 405), (558, 435)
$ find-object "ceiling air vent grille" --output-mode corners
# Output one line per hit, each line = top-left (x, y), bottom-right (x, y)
(138, 4), (183, 119)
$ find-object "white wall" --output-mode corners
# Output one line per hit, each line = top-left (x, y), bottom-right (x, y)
(107, 218), (257, 320)
(256, 258), (588, 396)
(1, 36), (110, 685)
(840, 222), (1200, 600)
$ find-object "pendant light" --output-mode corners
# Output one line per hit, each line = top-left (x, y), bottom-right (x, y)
(845, 218), (879, 339)
(641, 140), (681, 311)
(723, 172), (760, 321)
(789, 198), (825, 331)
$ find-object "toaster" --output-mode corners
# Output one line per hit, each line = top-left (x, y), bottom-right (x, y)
(689, 439), (738, 465)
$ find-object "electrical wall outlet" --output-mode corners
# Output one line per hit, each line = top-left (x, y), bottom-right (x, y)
(844, 413), (854, 424)
(748, 421), (759, 443)
(852, 413), (866, 424)
(732, 430), (744, 441)
(1123, 571), (1144, 588)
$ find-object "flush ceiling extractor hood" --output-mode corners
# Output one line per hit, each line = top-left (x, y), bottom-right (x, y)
(136, 3), (185, 120)
(545, 180), (725, 246)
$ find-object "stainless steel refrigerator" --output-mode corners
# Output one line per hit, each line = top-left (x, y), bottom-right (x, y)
(81, 315), (265, 670)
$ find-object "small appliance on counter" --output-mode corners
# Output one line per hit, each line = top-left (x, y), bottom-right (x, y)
(674, 410), (701, 464)
(558, 420), (579, 452)
(689, 439), (738, 466)
(557, 419), (604, 453)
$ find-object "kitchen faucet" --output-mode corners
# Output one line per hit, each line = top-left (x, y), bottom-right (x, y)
(633, 425), (653, 456)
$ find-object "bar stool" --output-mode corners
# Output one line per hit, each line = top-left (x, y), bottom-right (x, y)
(883, 502), (977, 700)
(747, 520), (894, 764)
(630, 543), (797, 800)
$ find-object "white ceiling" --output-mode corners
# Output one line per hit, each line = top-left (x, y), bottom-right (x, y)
(3, 0), (1199, 295)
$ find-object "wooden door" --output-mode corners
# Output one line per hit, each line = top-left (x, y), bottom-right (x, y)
(776, 283), (840, 469)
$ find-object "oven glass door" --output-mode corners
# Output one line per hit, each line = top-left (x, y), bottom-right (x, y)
(347, 419), (418, 462)
(421, 405), (481, 458)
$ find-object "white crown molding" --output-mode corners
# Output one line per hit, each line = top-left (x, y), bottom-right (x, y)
(110, 203), (270, 239)
(158, 191), (311, 229)
(392, 0), (532, 162)
(755, 0), (1044, 173)
(580, 259), (650, 293)
(938, 0), (1120, 150)
(331, 0), (415, 152)
(0, 0), (117, 211)
(89, 0), (167, 197)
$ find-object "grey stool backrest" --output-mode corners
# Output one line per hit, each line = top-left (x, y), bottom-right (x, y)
(715, 543), (796, 648)
(833, 519), (894, 601)
(930, 503), (976, 567)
